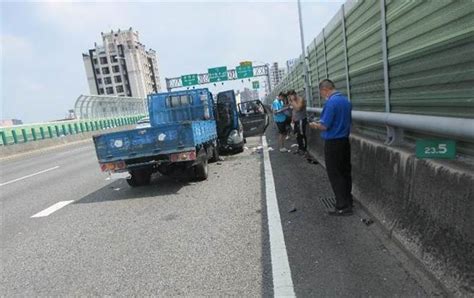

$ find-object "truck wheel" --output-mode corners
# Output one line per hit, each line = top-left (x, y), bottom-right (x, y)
(126, 169), (152, 187)
(194, 158), (209, 181)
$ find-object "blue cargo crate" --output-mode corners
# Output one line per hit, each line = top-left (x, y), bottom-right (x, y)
(148, 88), (214, 127)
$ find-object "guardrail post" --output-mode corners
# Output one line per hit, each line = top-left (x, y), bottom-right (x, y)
(21, 129), (28, 143)
(48, 126), (53, 138)
(85, 122), (89, 132)
(55, 125), (60, 137)
(379, 0), (401, 145)
(1, 131), (7, 145)
(341, 4), (351, 100)
(322, 28), (328, 79)
(74, 123), (79, 133)
(68, 124), (74, 134)
(39, 127), (46, 139)
(62, 124), (67, 136)
(380, 0), (390, 114)
(79, 123), (84, 132)
(31, 128), (37, 141)
(12, 130), (18, 144)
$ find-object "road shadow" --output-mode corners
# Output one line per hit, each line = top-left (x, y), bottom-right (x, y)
(74, 173), (190, 204)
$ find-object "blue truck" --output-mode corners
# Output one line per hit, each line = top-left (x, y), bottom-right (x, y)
(92, 88), (268, 187)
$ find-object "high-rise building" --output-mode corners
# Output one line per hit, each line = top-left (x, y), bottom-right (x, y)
(286, 58), (298, 73)
(269, 62), (286, 90)
(82, 28), (161, 98)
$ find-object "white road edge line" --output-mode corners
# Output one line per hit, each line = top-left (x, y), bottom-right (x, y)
(31, 200), (74, 218)
(262, 136), (296, 297)
(0, 166), (60, 187)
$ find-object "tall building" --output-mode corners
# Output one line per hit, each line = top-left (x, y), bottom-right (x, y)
(286, 58), (298, 73)
(82, 28), (161, 98)
(269, 62), (286, 90)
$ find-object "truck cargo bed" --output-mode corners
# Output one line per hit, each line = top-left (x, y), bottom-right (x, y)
(93, 121), (216, 163)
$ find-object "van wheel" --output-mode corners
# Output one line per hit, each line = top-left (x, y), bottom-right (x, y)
(127, 169), (152, 187)
(235, 146), (244, 154)
(194, 158), (209, 181)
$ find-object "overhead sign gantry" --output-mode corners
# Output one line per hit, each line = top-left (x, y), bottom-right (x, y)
(165, 62), (271, 92)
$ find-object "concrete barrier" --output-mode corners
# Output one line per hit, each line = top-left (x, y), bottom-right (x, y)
(0, 125), (135, 160)
(306, 129), (474, 296)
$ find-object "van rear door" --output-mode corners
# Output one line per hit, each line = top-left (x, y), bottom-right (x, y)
(238, 100), (269, 137)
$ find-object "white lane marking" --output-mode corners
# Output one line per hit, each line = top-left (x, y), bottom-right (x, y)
(31, 200), (74, 218)
(262, 136), (296, 297)
(0, 166), (60, 187)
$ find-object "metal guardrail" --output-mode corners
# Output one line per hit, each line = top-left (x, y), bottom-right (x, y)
(0, 115), (146, 146)
(307, 107), (474, 144)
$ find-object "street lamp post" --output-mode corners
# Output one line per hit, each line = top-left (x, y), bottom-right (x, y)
(297, 0), (312, 106)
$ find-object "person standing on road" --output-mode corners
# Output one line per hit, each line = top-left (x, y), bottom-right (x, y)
(288, 90), (308, 155)
(272, 92), (290, 152)
(309, 79), (353, 216)
(282, 93), (293, 139)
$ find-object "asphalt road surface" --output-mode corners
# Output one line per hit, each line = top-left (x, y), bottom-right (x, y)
(0, 131), (443, 296)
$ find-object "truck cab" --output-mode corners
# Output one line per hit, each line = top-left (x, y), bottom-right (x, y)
(215, 90), (268, 152)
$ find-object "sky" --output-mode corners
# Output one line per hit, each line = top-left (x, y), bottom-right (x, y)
(1, 0), (343, 124)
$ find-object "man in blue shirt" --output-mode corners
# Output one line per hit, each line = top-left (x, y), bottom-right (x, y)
(272, 92), (290, 152)
(309, 79), (353, 216)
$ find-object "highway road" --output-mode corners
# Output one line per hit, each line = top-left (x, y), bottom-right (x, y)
(0, 130), (443, 296)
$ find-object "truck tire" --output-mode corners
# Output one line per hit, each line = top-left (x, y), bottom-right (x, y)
(194, 158), (209, 181)
(126, 169), (152, 187)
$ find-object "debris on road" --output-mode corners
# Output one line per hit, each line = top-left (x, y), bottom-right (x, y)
(289, 207), (297, 213)
(361, 218), (374, 226)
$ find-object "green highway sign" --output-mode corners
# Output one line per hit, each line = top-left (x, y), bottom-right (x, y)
(252, 81), (260, 89)
(208, 66), (228, 82)
(181, 74), (199, 86)
(236, 65), (254, 79)
(416, 140), (456, 159)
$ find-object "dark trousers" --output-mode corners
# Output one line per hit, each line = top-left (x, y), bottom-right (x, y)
(324, 138), (353, 210)
(294, 118), (308, 152)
